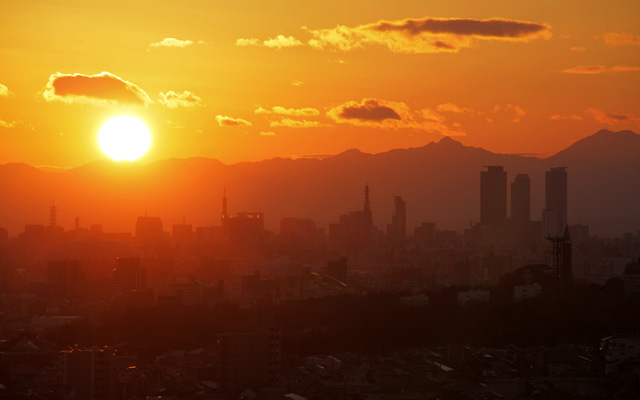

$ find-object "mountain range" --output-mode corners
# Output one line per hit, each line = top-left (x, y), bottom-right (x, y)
(1, 129), (638, 237)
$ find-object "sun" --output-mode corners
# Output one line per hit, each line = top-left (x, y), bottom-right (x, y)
(98, 116), (151, 161)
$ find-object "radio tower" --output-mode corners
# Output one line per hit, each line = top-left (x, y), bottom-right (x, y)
(363, 184), (372, 236)
(49, 202), (57, 228)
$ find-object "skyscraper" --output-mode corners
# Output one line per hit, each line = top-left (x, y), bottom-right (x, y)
(363, 184), (373, 236)
(386, 195), (406, 242)
(135, 216), (164, 250)
(510, 174), (531, 222)
(543, 167), (567, 237)
(480, 166), (507, 227)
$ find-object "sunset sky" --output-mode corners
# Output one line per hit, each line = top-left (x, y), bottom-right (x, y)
(1, 0), (639, 168)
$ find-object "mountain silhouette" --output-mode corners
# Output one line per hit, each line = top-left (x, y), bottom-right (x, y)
(0, 130), (638, 236)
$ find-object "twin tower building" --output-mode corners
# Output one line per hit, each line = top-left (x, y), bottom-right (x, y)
(480, 166), (567, 238)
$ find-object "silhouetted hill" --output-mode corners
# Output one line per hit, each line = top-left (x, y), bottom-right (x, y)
(545, 129), (640, 234)
(0, 130), (638, 236)
(547, 129), (640, 162)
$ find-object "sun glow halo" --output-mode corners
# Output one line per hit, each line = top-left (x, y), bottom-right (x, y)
(98, 116), (151, 161)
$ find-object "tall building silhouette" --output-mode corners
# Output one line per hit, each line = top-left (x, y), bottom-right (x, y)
(135, 216), (164, 249)
(480, 166), (507, 227)
(386, 195), (406, 242)
(220, 191), (264, 253)
(49, 202), (57, 228)
(510, 174), (530, 222)
(363, 184), (373, 237)
(543, 167), (567, 237)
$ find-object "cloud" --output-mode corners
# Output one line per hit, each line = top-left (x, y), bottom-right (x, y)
(598, 32), (640, 46)
(269, 119), (328, 128)
(436, 102), (480, 116)
(0, 119), (16, 128)
(563, 65), (639, 74)
(159, 90), (202, 108)
(260, 131), (276, 136)
(327, 98), (407, 127)
(236, 35), (303, 48)
(43, 72), (151, 106)
(255, 106), (319, 116)
(437, 103), (466, 113)
(0, 83), (12, 97)
(327, 97), (464, 135)
(290, 81), (304, 86)
(563, 65), (607, 74)
(263, 35), (303, 48)
(421, 108), (445, 123)
(584, 108), (638, 124)
(570, 46), (587, 52)
(492, 104), (525, 122)
(215, 115), (252, 127)
(549, 114), (584, 121)
(307, 17), (551, 54)
(149, 38), (194, 48)
(418, 108), (466, 136)
(610, 65), (640, 72)
(236, 38), (260, 46)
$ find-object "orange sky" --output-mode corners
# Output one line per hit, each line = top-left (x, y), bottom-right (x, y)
(1, 0), (639, 168)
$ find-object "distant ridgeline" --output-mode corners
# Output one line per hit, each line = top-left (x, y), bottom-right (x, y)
(0, 129), (638, 237)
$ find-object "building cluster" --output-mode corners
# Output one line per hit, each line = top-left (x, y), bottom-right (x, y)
(0, 166), (639, 398)
(2, 326), (639, 399)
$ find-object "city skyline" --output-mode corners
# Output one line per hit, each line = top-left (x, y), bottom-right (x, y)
(1, 0), (639, 168)
(0, 128), (638, 238)
(2, 3), (640, 398)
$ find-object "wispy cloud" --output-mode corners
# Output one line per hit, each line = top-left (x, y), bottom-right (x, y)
(492, 104), (525, 122)
(436, 102), (480, 116)
(159, 90), (202, 108)
(290, 81), (304, 86)
(570, 46), (587, 52)
(255, 106), (320, 116)
(549, 114), (584, 121)
(584, 108), (638, 124)
(0, 83), (12, 97)
(149, 38), (195, 48)
(307, 16), (551, 54)
(598, 32), (640, 46)
(563, 65), (640, 74)
(236, 35), (303, 48)
(236, 38), (260, 47)
(264, 35), (303, 48)
(43, 72), (151, 106)
(260, 131), (276, 136)
(0, 119), (16, 128)
(270, 119), (327, 128)
(215, 115), (252, 127)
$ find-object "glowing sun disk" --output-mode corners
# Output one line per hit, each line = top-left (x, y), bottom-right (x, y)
(98, 116), (151, 161)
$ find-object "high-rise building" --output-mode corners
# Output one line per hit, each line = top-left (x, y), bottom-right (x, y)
(363, 184), (373, 237)
(386, 195), (406, 242)
(543, 167), (567, 237)
(510, 174), (531, 222)
(221, 192), (264, 253)
(480, 166), (507, 227)
(135, 216), (163, 249)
